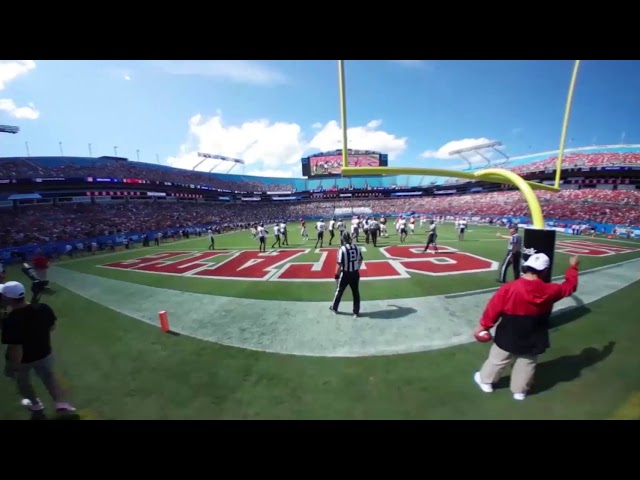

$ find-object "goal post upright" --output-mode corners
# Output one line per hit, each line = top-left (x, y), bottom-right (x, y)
(338, 60), (349, 169)
(554, 60), (581, 189)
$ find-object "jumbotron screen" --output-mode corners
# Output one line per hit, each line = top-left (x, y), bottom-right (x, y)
(301, 151), (388, 177)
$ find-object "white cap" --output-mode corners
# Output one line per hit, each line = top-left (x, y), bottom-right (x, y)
(522, 253), (551, 271)
(0, 281), (26, 299)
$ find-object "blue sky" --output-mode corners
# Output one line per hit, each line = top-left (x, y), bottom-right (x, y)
(1, 59), (639, 177)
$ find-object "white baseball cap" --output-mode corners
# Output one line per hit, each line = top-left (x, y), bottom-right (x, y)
(522, 253), (551, 271)
(0, 281), (26, 299)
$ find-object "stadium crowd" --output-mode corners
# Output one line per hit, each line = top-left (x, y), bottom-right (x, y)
(0, 157), (295, 193)
(1, 188), (638, 248)
(2, 151), (640, 194)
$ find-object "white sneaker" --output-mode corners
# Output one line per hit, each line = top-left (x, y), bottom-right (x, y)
(474, 372), (493, 393)
(21, 398), (45, 411)
(513, 393), (526, 401)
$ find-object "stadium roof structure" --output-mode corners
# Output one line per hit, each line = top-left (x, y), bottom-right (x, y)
(0, 125), (20, 134)
(195, 152), (245, 174)
(448, 141), (509, 169)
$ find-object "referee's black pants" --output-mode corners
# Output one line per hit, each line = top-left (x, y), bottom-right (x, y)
(332, 271), (361, 315)
(498, 250), (521, 283)
(370, 229), (378, 247)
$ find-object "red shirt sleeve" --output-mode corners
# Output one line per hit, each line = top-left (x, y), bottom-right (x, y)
(479, 285), (508, 329)
(544, 265), (579, 302)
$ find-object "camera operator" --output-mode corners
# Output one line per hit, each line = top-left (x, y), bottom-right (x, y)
(1, 281), (76, 414)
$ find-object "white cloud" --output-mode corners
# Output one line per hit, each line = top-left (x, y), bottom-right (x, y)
(0, 60), (36, 91)
(167, 113), (408, 178)
(0, 99), (40, 120)
(421, 137), (504, 167)
(246, 168), (299, 178)
(312, 122), (323, 129)
(124, 74), (131, 81)
(152, 60), (287, 86)
(0, 60), (39, 121)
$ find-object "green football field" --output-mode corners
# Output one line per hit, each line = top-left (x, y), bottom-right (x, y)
(1, 222), (640, 420)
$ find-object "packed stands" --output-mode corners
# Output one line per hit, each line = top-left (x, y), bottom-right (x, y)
(1, 188), (639, 248)
(510, 151), (640, 174)
(2, 149), (640, 193)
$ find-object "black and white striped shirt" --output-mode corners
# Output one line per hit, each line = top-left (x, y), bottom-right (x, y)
(338, 243), (363, 272)
(508, 234), (521, 253)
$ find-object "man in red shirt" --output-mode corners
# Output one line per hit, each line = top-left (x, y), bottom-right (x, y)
(473, 253), (579, 400)
(31, 252), (50, 282)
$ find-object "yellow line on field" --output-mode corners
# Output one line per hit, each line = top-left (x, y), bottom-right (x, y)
(608, 392), (640, 420)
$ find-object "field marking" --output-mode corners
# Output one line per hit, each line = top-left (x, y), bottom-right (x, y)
(49, 258), (640, 358)
(557, 233), (639, 246)
(54, 230), (242, 265)
(608, 392), (640, 420)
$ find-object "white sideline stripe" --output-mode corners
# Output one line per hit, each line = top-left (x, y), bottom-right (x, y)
(49, 258), (640, 358)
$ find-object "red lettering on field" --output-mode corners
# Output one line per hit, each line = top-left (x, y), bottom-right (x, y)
(275, 248), (406, 281)
(381, 244), (497, 276)
(133, 251), (232, 274)
(555, 240), (638, 257)
(194, 249), (306, 280)
(101, 251), (187, 270)
(383, 245), (457, 260)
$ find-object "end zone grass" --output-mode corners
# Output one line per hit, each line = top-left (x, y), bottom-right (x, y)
(1, 224), (639, 419)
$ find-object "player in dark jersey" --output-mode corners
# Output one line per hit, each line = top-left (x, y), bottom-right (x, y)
(423, 220), (439, 253)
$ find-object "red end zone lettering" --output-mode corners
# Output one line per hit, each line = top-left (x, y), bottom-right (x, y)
(101, 251), (187, 270)
(273, 248), (408, 281)
(133, 251), (232, 274)
(381, 245), (498, 276)
(556, 240), (639, 257)
(193, 249), (306, 280)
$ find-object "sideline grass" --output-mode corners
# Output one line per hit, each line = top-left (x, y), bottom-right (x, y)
(0, 275), (638, 419)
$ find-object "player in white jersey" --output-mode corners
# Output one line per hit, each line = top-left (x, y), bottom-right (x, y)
(207, 228), (215, 250)
(279, 221), (289, 246)
(394, 218), (400, 235)
(250, 226), (257, 239)
(409, 217), (415, 234)
(350, 218), (360, 243)
(300, 219), (308, 240)
(328, 218), (337, 245)
(422, 220), (439, 253)
(271, 223), (282, 249)
(315, 219), (327, 248)
(398, 217), (408, 243)
(379, 216), (388, 237)
(458, 218), (467, 241)
(257, 224), (267, 252)
(420, 216), (426, 227)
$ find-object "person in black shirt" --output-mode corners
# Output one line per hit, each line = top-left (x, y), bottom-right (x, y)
(1, 281), (76, 414)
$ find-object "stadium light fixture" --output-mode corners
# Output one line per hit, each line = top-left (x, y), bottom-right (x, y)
(0, 125), (20, 134)
(196, 152), (245, 174)
(448, 141), (505, 169)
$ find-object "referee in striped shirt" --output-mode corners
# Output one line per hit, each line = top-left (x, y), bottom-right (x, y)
(496, 226), (522, 283)
(330, 233), (364, 318)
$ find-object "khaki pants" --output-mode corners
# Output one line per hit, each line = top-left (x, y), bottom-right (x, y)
(479, 343), (538, 394)
(14, 354), (64, 404)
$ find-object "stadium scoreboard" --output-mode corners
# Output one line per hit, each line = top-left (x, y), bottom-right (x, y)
(301, 149), (388, 177)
